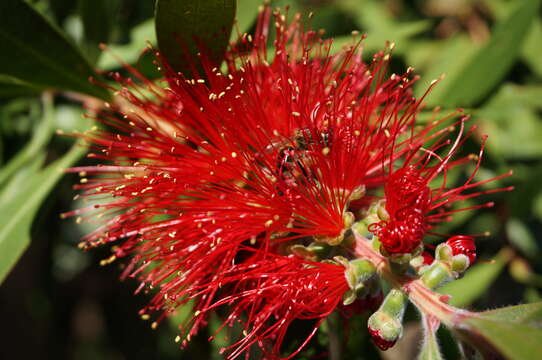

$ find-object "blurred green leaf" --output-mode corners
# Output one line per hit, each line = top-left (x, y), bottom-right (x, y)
(0, 75), (41, 98)
(414, 36), (479, 99)
(507, 163), (542, 221)
(525, 288), (542, 303)
(0, 141), (86, 284)
(98, 19), (156, 71)
(54, 105), (88, 135)
(0, 93), (86, 283)
(0, 0), (109, 99)
(78, 0), (119, 64)
(0, 153), (47, 206)
(486, 0), (542, 79)
(506, 219), (540, 259)
(235, 0), (261, 35)
(271, 0), (302, 18)
(404, 40), (443, 72)
(337, 0), (431, 54)
(0, 97), (42, 137)
(457, 303), (542, 360)
(509, 258), (542, 289)
(477, 84), (542, 159)
(522, 18), (542, 78)
(47, 0), (78, 24)
(0, 93), (54, 188)
(439, 248), (513, 307)
(485, 84), (542, 110)
(426, 0), (540, 107)
(533, 193), (542, 223)
(331, 19), (430, 56)
(481, 106), (541, 160)
(155, 0), (236, 75)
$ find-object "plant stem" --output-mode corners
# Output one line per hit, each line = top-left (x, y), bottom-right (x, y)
(326, 312), (342, 360)
(352, 230), (473, 327)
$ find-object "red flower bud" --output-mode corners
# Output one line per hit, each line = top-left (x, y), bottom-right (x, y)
(368, 326), (397, 351)
(446, 235), (476, 264)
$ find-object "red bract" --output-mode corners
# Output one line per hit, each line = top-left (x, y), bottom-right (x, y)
(64, 5), (509, 359)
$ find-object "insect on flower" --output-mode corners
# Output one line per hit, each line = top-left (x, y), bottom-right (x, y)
(63, 4), (512, 359)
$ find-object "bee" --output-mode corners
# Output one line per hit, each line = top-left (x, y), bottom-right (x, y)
(274, 127), (332, 180)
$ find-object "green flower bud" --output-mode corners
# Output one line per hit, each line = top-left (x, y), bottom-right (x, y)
(367, 289), (407, 351)
(451, 253), (470, 273)
(436, 243), (453, 261)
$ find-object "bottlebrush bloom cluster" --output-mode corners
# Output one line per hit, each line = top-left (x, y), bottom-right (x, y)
(65, 5), (511, 359)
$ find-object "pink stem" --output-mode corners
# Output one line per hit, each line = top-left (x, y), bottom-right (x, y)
(352, 230), (474, 326)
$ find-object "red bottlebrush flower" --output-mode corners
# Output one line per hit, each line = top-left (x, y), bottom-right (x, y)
(63, 4), (510, 359)
(369, 121), (513, 255)
(186, 254), (350, 359)
(447, 235), (477, 264)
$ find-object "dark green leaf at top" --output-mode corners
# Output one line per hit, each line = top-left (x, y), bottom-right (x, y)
(47, 0), (78, 24)
(155, 0), (236, 76)
(0, 75), (41, 98)
(78, 0), (120, 64)
(0, 0), (109, 99)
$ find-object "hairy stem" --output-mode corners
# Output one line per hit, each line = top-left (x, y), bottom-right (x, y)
(352, 230), (473, 327)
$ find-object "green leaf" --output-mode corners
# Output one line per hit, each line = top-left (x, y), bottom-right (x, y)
(506, 219), (540, 259)
(98, 19), (156, 71)
(0, 93), (55, 188)
(439, 248), (513, 307)
(235, 0), (261, 36)
(0, 75), (41, 98)
(78, 0), (119, 64)
(476, 84), (542, 159)
(414, 36), (479, 100)
(427, 0), (540, 107)
(0, 0), (109, 99)
(155, 0), (236, 75)
(418, 315), (444, 360)
(477, 302), (542, 325)
(485, 1), (542, 79)
(48, 0), (78, 24)
(336, 0), (431, 55)
(522, 18), (542, 78)
(0, 142), (86, 284)
(457, 303), (542, 360)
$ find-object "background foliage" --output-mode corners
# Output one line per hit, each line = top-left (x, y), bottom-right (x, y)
(0, 0), (541, 359)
